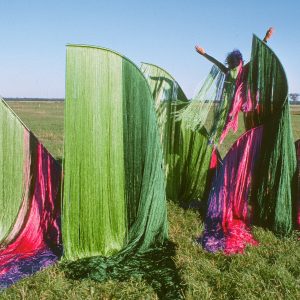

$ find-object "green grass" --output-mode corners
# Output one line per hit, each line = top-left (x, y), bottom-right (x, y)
(7, 101), (64, 159)
(1, 102), (300, 300)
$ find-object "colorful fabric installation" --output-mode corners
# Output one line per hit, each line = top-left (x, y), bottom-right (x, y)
(0, 35), (296, 296)
(141, 63), (216, 205)
(193, 35), (297, 253)
(62, 46), (182, 298)
(0, 98), (61, 289)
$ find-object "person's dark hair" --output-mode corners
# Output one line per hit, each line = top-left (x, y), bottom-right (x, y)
(225, 49), (243, 69)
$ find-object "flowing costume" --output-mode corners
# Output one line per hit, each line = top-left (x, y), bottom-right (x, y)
(180, 35), (297, 254)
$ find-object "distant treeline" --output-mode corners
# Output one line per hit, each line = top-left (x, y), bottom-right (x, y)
(289, 93), (300, 103)
(4, 98), (64, 102)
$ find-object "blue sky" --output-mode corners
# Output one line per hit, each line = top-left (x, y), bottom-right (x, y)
(0, 0), (299, 98)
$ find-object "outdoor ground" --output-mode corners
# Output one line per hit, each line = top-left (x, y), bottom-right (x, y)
(1, 101), (300, 300)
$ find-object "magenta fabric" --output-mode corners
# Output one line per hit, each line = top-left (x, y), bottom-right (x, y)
(201, 126), (263, 254)
(0, 140), (61, 289)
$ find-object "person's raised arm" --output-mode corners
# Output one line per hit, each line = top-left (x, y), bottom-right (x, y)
(241, 27), (275, 69)
(195, 45), (228, 73)
(263, 27), (274, 43)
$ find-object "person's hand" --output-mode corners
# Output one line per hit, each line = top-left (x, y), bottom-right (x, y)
(264, 27), (274, 42)
(195, 45), (206, 55)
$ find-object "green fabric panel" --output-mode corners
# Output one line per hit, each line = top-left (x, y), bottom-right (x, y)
(121, 59), (168, 250)
(63, 46), (126, 259)
(141, 62), (188, 104)
(141, 63), (213, 203)
(62, 48), (181, 298)
(248, 35), (297, 234)
(175, 65), (225, 134)
(209, 66), (239, 144)
(141, 62), (188, 159)
(63, 46), (168, 261)
(172, 124), (212, 202)
(0, 99), (25, 242)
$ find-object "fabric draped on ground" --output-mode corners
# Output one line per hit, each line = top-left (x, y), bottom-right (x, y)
(201, 126), (263, 254)
(62, 46), (183, 299)
(0, 98), (61, 289)
(141, 62), (218, 206)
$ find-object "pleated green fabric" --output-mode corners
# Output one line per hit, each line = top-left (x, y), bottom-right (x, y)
(247, 36), (297, 234)
(62, 46), (184, 298)
(0, 99), (25, 242)
(63, 47), (126, 258)
(175, 65), (225, 135)
(63, 46), (168, 259)
(141, 63), (214, 204)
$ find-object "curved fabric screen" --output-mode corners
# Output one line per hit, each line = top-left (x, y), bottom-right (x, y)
(0, 100), (25, 243)
(62, 46), (183, 298)
(247, 35), (297, 234)
(141, 62), (216, 205)
(61, 46), (183, 297)
(0, 98), (61, 289)
(63, 44), (168, 260)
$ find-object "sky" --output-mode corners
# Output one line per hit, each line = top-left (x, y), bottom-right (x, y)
(0, 0), (299, 98)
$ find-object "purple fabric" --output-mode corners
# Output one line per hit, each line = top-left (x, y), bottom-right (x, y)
(201, 126), (263, 254)
(0, 249), (58, 289)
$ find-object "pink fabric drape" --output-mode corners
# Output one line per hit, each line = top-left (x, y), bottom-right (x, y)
(0, 138), (61, 288)
(202, 126), (263, 254)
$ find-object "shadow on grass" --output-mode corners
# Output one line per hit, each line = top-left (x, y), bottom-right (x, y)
(61, 241), (185, 299)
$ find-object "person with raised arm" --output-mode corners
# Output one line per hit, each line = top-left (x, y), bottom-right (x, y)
(193, 27), (274, 144)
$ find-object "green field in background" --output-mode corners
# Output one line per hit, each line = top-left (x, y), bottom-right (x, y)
(7, 101), (300, 159)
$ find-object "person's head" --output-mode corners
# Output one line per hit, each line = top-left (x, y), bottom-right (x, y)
(225, 49), (243, 69)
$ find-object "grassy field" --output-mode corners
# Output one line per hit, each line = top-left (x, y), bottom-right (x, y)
(7, 101), (64, 159)
(1, 102), (300, 300)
